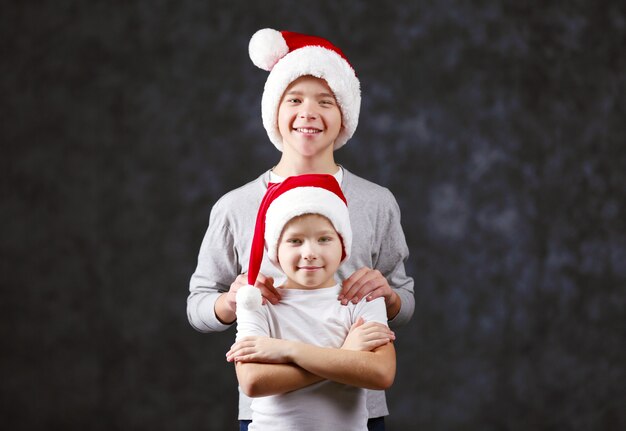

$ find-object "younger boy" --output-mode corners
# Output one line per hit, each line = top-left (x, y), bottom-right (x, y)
(227, 174), (396, 431)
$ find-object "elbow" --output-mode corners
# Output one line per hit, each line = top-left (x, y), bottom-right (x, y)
(237, 367), (266, 398)
(186, 303), (211, 333)
(239, 380), (259, 398)
(379, 369), (396, 390)
(240, 379), (268, 398)
(370, 364), (396, 390)
(367, 342), (397, 390)
(187, 317), (210, 333)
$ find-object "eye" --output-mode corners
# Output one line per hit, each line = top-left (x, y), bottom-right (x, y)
(320, 99), (335, 106)
(286, 238), (302, 245)
(319, 236), (333, 243)
(285, 98), (301, 104)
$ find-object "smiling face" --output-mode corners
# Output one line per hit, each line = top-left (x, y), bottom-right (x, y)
(277, 75), (342, 162)
(277, 214), (343, 290)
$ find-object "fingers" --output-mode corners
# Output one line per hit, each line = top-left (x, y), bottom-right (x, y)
(226, 347), (254, 362)
(234, 273), (248, 285)
(224, 274), (251, 314)
(363, 286), (385, 302)
(226, 338), (258, 362)
(340, 268), (386, 305)
(235, 273), (281, 305)
(339, 267), (369, 299)
(229, 274), (249, 294)
(255, 273), (281, 304)
(357, 322), (395, 341)
(342, 319), (396, 351)
(226, 337), (289, 364)
(364, 337), (393, 350)
(349, 316), (365, 331)
(229, 274), (250, 297)
(371, 329), (396, 342)
(358, 322), (395, 341)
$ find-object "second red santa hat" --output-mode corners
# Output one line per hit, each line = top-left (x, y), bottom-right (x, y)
(237, 174), (352, 311)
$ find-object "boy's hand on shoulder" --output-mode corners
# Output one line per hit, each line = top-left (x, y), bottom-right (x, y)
(224, 273), (249, 313)
(342, 317), (395, 351)
(225, 273), (281, 314)
(339, 267), (394, 306)
(253, 273), (281, 305)
(340, 267), (401, 319)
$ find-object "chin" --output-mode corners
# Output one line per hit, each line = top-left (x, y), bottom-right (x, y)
(304, 279), (336, 289)
(296, 280), (320, 289)
(287, 140), (333, 155)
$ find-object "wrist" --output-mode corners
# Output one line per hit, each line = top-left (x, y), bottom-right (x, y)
(286, 340), (303, 363)
(215, 293), (237, 325)
(385, 289), (398, 306)
(385, 291), (401, 319)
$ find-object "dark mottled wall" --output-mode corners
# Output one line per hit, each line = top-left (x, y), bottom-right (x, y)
(2, 1), (625, 429)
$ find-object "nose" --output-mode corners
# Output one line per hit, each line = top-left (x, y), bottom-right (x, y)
(302, 243), (317, 260)
(299, 111), (317, 120)
(299, 100), (318, 120)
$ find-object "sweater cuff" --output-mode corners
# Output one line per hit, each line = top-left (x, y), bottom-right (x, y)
(387, 287), (415, 329)
(197, 293), (234, 332)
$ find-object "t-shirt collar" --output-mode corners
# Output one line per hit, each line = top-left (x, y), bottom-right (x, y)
(268, 166), (343, 186)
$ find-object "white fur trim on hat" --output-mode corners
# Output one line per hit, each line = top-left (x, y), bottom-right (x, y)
(264, 186), (352, 267)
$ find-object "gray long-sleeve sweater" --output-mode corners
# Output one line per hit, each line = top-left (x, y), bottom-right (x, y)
(188, 167), (414, 419)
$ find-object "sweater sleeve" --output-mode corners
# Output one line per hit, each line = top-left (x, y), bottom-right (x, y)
(375, 189), (415, 329)
(187, 199), (240, 332)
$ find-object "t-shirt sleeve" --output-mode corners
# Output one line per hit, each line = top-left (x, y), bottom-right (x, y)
(235, 308), (271, 342)
(354, 297), (388, 326)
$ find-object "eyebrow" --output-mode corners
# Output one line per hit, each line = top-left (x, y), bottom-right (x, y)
(285, 90), (336, 99)
(284, 228), (337, 236)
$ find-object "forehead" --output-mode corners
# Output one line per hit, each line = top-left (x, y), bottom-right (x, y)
(283, 75), (335, 96)
(282, 213), (336, 231)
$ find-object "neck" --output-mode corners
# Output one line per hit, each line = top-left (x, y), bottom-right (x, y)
(273, 153), (339, 177)
(281, 279), (338, 290)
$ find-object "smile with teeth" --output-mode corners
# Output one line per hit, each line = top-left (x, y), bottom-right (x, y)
(294, 127), (322, 134)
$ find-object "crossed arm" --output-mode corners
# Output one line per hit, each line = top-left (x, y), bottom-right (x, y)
(226, 319), (396, 398)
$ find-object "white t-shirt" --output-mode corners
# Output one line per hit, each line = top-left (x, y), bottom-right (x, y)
(236, 285), (388, 431)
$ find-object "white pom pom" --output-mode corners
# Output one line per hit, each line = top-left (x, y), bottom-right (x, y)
(249, 28), (289, 71)
(236, 284), (263, 311)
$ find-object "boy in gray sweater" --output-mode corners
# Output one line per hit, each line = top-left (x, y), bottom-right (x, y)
(188, 28), (414, 431)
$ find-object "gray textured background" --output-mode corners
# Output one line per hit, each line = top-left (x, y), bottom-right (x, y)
(3, 1), (625, 430)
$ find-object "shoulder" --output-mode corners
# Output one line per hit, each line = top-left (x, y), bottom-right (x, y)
(215, 173), (266, 207)
(342, 169), (399, 210)
(210, 172), (267, 218)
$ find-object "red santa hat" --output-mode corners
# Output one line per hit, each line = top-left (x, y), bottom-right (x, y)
(248, 28), (361, 152)
(236, 174), (352, 311)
